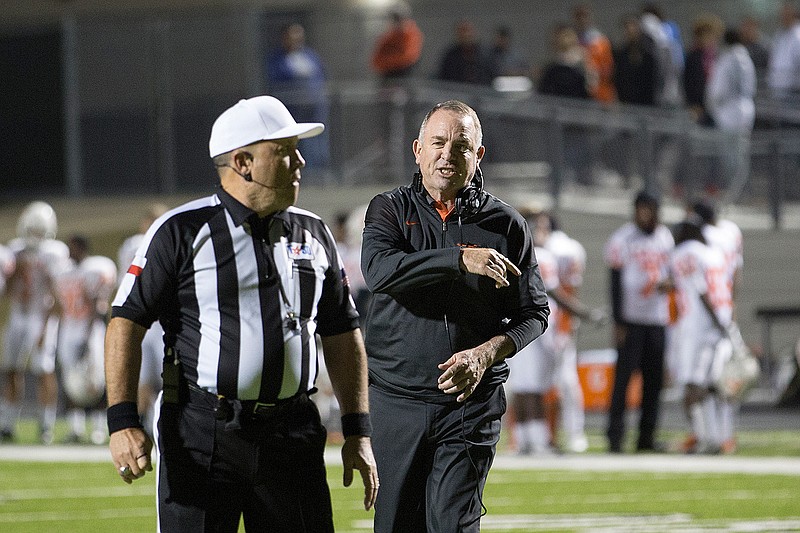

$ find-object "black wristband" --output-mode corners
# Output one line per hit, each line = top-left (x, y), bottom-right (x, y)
(341, 412), (372, 438)
(107, 401), (143, 435)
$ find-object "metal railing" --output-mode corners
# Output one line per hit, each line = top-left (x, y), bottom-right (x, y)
(62, 77), (800, 228)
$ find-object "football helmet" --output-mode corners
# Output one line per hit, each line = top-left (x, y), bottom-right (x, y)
(16, 201), (58, 245)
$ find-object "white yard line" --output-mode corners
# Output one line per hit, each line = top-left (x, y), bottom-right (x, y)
(489, 453), (800, 475)
(2, 445), (800, 476)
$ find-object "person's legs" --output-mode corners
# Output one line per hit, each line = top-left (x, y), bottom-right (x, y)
(427, 387), (504, 533)
(244, 397), (333, 533)
(607, 325), (644, 452)
(557, 336), (588, 452)
(506, 339), (555, 455)
(370, 385), (430, 533)
(0, 370), (22, 439)
(637, 325), (666, 450)
(511, 391), (552, 455)
(0, 313), (31, 439)
(157, 399), (231, 533)
(36, 372), (58, 444)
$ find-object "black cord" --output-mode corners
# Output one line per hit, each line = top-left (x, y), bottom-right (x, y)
(460, 403), (489, 522)
(443, 281), (489, 523)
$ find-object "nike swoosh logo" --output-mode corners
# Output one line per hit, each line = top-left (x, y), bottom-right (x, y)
(405, 220), (419, 226)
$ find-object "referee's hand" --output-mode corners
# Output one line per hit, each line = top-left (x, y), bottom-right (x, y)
(341, 435), (379, 510)
(110, 427), (153, 485)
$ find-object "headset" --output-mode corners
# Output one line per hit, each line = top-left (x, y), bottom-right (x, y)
(455, 167), (484, 217)
(413, 166), (485, 217)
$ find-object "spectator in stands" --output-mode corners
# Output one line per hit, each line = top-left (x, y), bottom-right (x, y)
(641, 4), (690, 199)
(537, 24), (590, 99)
(613, 14), (658, 106)
(267, 23), (330, 172)
(683, 13), (724, 126)
(641, 3), (685, 108)
(767, 1), (800, 101)
(706, 28), (756, 198)
(609, 14), (658, 188)
(488, 25), (530, 81)
(437, 19), (492, 85)
(370, 2), (424, 83)
(538, 23), (592, 186)
(573, 3), (616, 104)
(739, 15), (770, 82)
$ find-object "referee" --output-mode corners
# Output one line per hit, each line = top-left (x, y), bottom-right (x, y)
(104, 95), (378, 532)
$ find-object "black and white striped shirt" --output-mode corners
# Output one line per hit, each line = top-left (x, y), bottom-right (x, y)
(112, 187), (359, 402)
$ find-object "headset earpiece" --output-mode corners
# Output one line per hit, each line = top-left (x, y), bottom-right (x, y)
(455, 169), (485, 217)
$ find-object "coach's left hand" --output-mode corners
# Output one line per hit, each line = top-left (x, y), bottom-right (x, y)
(438, 335), (516, 402)
(437, 347), (492, 402)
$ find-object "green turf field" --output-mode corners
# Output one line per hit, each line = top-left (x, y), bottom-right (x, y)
(1, 458), (799, 532)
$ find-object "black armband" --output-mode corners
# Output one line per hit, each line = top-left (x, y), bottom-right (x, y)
(341, 412), (372, 438)
(107, 401), (143, 435)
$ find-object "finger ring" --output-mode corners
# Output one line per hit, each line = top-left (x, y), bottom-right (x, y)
(135, 454), (147, 460)
(119, 465), (131, 476)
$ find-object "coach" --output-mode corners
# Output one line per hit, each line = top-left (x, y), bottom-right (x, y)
(361, 100), (550, 532)
(105, 95), (378, 532)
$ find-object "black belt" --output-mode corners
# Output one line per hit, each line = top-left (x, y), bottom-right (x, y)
(184, 383), (310, 430)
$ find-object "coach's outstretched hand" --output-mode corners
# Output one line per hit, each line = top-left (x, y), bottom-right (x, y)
(459, 248), (521, 288)
(110, 427), (153, 485)
(341, 435), (379, 510)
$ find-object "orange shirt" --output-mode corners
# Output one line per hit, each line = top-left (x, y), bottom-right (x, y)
(371, 20), (424, 76)
(583, 33), (617, 103)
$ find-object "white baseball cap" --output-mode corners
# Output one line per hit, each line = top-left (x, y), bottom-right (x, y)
(208, 95), (324, 158)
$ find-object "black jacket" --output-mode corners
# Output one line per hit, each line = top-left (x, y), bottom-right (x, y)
(361, 181), (550, 402)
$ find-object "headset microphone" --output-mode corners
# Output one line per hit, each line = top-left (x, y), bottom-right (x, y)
(216, 163), (295, 189)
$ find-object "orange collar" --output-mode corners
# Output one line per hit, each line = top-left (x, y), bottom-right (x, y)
(432, 200), (454, 221)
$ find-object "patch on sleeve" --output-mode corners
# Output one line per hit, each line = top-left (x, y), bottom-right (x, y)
(127, 255), (147, 277)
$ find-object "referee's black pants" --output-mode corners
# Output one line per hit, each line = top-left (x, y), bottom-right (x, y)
(154, 391), (333, 533)
(370, 384), (505, 533)
(606, 323), (666, 452)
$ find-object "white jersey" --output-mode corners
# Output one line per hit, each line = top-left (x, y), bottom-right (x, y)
(604, 222), (674, 326)
(5, 238), (70, 315)
(54, 255), (117, 405)
(0, 244), (15, 295)
(117, 233), (144, 285)
(336, 241), (367, 294)
(545, 230), (586, 336)
(702, 219), (743, 291)
(507, 246), (560, 394)
(55, 255), (118, 329)
(1, 239), (69, 373)
(669, 240), (732, 385)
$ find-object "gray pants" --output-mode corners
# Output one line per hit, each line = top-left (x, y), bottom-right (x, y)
(370, 384), (506, 533)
